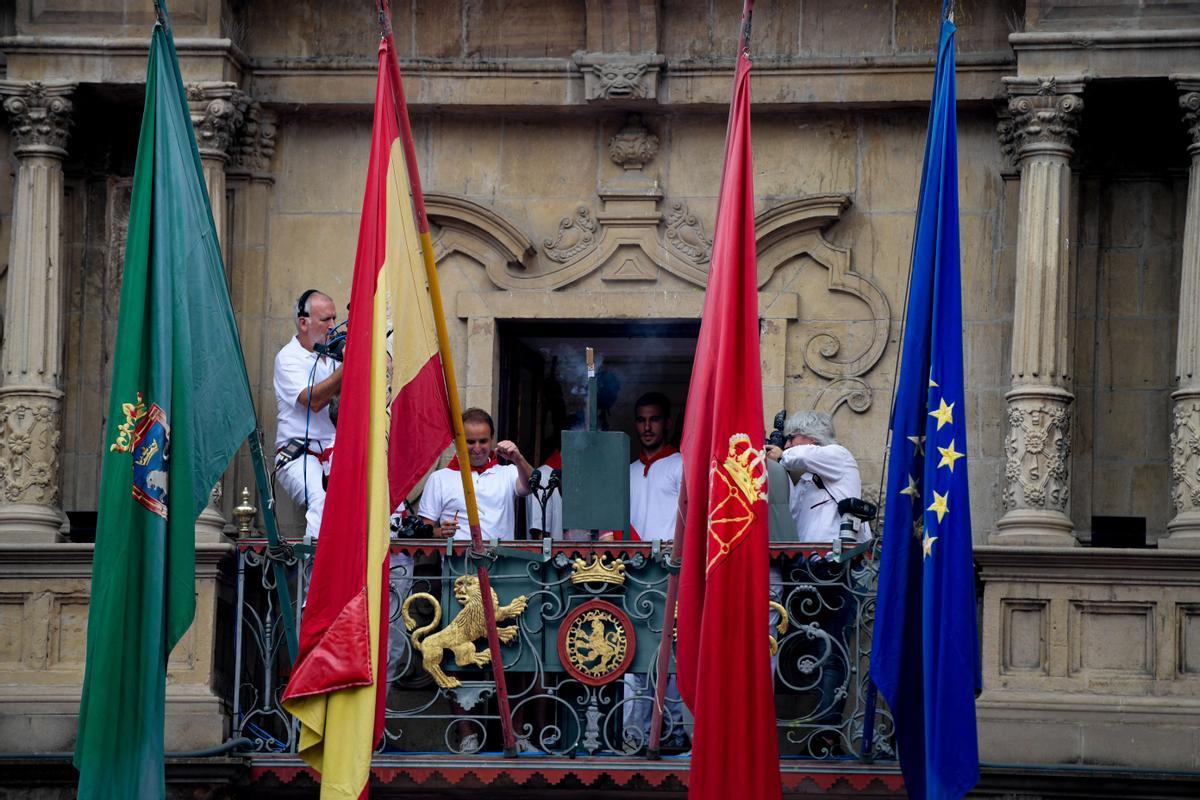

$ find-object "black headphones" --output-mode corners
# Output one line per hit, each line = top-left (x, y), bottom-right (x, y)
(296, 288), (319, 318)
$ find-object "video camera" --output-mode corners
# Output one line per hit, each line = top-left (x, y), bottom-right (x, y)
(313, 322), (348, 362)
(391, 514), (434, 539)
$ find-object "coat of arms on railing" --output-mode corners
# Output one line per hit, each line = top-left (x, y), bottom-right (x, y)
(401, 575), (528, 689)
(557, 599), (636, 686)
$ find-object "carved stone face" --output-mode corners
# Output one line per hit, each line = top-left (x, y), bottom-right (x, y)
(597, 63), (648, 99)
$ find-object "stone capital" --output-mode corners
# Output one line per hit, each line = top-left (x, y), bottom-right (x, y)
(186, 82), (248, 162)
(1171, 75), (1200, 155)
(1003, 76), (1087, 159)
(230, 102), (277, 177)
(0, 81), (75, 158)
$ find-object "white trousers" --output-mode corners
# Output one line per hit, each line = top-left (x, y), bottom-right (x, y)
(275, 454), (326, 540)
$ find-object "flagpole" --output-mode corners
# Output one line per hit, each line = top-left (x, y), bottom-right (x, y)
(376, 0), (519, 758)
(647, 0), (755, 761)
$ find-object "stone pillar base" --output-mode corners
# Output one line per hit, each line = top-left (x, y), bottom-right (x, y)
(990, 508), (1077, 546)
(1161, 512), (1200, 548)
(0, 503), (66, 542)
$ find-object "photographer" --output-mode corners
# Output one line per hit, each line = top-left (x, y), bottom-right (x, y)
(765, 410), (866, 750)
(765, 410), (869, 544)
(273, 289), (344, 542)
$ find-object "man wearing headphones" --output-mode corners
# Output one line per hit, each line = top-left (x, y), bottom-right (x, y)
(273, 289), (343, 541)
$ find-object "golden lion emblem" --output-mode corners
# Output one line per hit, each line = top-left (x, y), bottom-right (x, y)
(401, 575), (528, 689)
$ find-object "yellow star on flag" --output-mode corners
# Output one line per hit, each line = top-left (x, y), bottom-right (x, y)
(929, 398), (954, 430)
(929, 375), (939, 388)
(923, 532), (938, 558)
(907, 434), (926, 456)
(927, 490), (949, 523)
(900, 473), (920, 499)
(937, 439), (965, 472)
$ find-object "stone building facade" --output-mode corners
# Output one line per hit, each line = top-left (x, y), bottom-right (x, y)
(2, 0), (1200, 793)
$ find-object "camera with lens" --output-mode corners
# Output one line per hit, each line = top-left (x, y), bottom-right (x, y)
(833, 496), (877, 557)
(766, 409), (787, 449)
(391, 514), (434, 539)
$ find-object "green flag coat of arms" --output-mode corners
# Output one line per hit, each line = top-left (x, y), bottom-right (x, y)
(73, 7), (257, 798)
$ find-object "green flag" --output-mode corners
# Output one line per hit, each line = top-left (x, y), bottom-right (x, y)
(73, 10), (257, 799)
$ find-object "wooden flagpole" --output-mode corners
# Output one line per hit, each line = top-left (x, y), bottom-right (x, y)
(647, 0), (756, 761)
(376, 0), (519, 758)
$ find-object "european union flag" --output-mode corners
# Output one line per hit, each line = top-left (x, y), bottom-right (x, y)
(869, 8), (980, 800)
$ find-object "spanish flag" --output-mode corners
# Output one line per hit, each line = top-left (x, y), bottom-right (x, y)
(280, 35), (452, 799)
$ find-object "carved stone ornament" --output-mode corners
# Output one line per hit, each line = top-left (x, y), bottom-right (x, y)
(664, 200), (712, 264)
(1170, 400), (1200, 514)
(0, 81), (74, 156)
(1175, 77), (1200, 154)
(575, 54), (664, 102)
(1003, 400), (1072, 513)
(187, 83), (248, 160)
(995, 105), (1018, 174)
(0, 394), (61, 505)
(231, 102), (277, 173)
(608, 114), (659, 171)
(1005, 76), (1085, 156)
(543, 206), (601, 264)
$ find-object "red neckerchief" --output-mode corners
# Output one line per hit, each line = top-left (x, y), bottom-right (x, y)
(544, 450), (562, 470)
(447, 452), (499, 474)
(639, 444), (679, 476)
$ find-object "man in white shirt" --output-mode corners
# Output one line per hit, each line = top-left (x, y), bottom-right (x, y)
(766, 410), (869, 544)
(627, 392), (683, 541)
(273, 289), (343, 541)
(417, 408), (533, 539)
(765, 410), (864, 743)
(623, 392), (687, 751)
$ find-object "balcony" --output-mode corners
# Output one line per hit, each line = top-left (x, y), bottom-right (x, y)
(231, 539), (900, 793)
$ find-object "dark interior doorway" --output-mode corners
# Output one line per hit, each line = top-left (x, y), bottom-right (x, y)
(497, 319), (700, 471)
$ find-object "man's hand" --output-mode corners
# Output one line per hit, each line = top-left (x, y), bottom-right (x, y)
(495, 440), (523, 464)
(436, 515), (458, 538)
(496, 440), (535, 497)
(765, 444), (783, 462)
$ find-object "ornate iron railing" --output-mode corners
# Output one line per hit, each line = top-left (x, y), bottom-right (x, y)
(231, 539), (895, 761)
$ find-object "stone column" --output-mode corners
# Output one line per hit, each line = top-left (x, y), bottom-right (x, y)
(187, 83), (245, 542)
(992, 77), (1086, 547)
(0, 82), (74, 543)
(1164, 77), (1200, 549)
(187, 82), (245, 259)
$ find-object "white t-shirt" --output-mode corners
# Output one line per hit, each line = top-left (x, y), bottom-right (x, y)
(779, 443), (869, 544)
(273, 336), (337, 451)
(417, 462), (522, 540)
(629, 451), (683, 540)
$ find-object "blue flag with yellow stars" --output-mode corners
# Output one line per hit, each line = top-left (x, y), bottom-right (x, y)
(869, 7), (980, 800)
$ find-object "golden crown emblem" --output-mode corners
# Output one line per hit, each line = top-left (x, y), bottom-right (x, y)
(569, 554), (627, 587)
(723, 432), (768, 505)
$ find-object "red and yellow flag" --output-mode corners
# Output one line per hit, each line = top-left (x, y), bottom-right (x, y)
(675, 50), (782, 800)
(280, 36), (451, 800)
